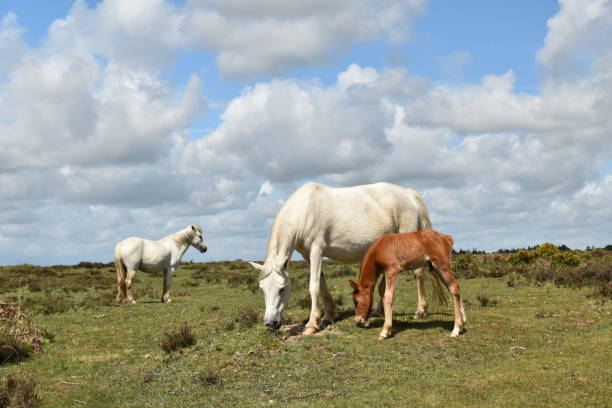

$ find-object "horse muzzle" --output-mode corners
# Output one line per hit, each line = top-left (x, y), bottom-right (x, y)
(199, 246), (207, 253)
(355, 316), (369, 327)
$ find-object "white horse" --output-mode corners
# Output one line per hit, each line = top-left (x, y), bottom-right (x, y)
(114, 224), (207, 304)
(249, 182), (446, 335)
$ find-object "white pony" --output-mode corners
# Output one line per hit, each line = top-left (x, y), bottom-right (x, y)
(114, 224), (207, 304)
(249, 182), (446, 335)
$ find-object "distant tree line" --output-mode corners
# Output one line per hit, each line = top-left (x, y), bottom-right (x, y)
(453, 244), (612, 255)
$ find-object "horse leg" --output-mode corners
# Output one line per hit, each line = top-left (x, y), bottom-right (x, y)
(162, 267), (174, 303)
(319, 272), (337, 324)
(414, 268), (429, 318)
(125, 268), (137, 304)
(379, 266), (400, 339)
(303, 247), (324, 336)
(372, 275), (385, 317)
(430, 260), (466, 337)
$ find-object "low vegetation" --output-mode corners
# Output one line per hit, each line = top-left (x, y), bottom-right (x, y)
(160, 322), (197, 353)
(0, 244), (610, 407)
(0, 301), (53, 366)
(0, 375), (42, 408)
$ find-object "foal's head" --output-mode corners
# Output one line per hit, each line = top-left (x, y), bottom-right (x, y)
(349, 280), (373, 326)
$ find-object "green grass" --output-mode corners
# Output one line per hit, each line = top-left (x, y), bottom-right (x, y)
(0, 257), (610, 407)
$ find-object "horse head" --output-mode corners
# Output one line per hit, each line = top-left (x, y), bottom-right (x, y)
(189, 224), (207, 253)
(249, 259), (290, 330)
(349, 280), (372, 327)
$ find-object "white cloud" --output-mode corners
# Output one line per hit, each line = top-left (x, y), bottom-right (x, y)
(2, 1), (612, 265)
(39, 0), (426, 79)
(436, 50), (471, 77)
(537, 0), (612, 73)
(181, 77), (393, 184)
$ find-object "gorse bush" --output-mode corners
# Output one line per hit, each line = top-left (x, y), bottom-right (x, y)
(507, 249), (536, 265)
(551, 252), (581, 267)
(534, 243), (560, 258)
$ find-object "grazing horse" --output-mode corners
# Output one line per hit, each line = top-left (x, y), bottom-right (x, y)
(114, 224), (207, 304)
(249, 182), (446, 335)
(349, 229), (466, 339)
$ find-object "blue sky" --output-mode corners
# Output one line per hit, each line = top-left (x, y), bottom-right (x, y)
(1, 0), (611, 265)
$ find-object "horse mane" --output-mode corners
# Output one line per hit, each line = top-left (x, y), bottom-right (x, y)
(258, 209), (295, 281)
(162, 225), (200, 247)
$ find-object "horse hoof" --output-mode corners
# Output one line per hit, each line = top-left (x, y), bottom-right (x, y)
(303, 327), (317, 336)
(450, 329), (462, 337)
(414, 310), (429, 319)
(378, 335), (387, 340)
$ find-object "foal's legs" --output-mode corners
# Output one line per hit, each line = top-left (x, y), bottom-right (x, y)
(162, 266), (175, 303)
(430, 260), (466, 337)
(413, 268), (429, 318)
(379, 266), (400, 339)
(373, 275), (385, 316)
(125, 268), (138, 304)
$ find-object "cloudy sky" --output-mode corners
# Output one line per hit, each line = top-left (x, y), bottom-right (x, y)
(1, 0), (611, 265)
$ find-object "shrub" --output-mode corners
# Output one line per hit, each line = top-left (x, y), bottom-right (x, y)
(328, 267), (355, 278)
(160, 322), (197, 353)
(0, 330), (33, 366)
(534, 243), (559, 258)
(508, 249), (535, 265)
(476, 294), (498, 307)
(453, 253), (483, 278)
(0, 301), (52, 366)
(226, 273), (256, 288)
(0, 376), (42, 408)
(234, 308), (259, 328)
(192, 370), (221, 386)
(551, 252), (581, 267)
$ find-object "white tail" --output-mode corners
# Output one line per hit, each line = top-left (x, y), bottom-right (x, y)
(415, 194), (448, 306)
(114, 245), (127, 304)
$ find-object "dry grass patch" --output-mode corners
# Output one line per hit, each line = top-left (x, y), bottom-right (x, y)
(160, 322), (197, 353)
(0, 376), (42, 408)
(0, 301), (53, 366)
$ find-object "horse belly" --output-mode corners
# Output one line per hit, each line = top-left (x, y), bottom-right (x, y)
(323, 244), (369, 263)
(139, 243), (171, 272)
(323, 217), (396, 262)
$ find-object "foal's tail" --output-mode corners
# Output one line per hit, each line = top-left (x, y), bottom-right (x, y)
(414, 192), (448, 305)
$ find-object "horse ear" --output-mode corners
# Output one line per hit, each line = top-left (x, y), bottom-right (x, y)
(348, 280), (358, 289)
(191, 225), (196, 231)
(249, 261), (264, 271)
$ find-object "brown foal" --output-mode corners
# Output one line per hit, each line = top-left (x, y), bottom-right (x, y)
(349, 230), (466, 339)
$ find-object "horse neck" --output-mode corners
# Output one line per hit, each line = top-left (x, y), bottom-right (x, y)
(358, 247), (379, 300)
(164, 229), (193, 255)
(264, 221), (296, 269)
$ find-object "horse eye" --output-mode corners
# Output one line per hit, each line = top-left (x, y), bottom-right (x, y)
(279, 288), (285, 294)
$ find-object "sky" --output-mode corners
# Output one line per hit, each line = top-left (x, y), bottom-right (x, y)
(1, 0), (611, 265)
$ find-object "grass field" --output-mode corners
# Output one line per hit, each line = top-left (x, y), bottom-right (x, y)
(0, 250), (610, 407)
